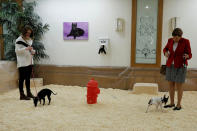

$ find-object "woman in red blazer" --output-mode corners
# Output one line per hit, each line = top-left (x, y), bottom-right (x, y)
(163, 28), (192, 110)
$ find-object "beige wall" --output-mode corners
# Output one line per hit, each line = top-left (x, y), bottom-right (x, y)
(162, 0), (197, 68)
(0, 61), (18, 93)
(35, 0), (197, 68)
(35, 0), (132, 66)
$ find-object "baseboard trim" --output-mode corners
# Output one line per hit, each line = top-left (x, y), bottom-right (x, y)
(34, 65), (197, 91)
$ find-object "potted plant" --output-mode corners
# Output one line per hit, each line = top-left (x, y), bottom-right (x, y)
(0, 0), (49, 90)
(0, 0), (49, 61)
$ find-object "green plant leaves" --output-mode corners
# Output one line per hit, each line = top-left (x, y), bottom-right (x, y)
(0, 0), (49, 62)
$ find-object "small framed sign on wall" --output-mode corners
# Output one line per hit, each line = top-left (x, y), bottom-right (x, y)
(63, 22), (88, 40)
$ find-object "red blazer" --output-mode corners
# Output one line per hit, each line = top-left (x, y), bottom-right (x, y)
(163, 38), (192, 68)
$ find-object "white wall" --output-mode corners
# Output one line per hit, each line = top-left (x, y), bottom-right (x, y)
(162, 0), (197, 68)
(35, 0), (131, 67)
(35, 0), (197, 68)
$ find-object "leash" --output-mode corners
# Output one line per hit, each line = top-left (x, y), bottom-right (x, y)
(31, 62), (38, 95)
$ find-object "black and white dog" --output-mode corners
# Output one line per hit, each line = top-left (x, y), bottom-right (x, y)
(145, 94), (169, 113)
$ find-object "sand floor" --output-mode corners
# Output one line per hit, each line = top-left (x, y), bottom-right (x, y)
(0, 85), (197, 131)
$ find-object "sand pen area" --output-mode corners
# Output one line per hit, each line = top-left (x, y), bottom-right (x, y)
(1, 85), (197, 131)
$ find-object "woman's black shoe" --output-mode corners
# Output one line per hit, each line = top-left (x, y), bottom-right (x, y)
(27, 91), (35, 98)
(164, 104), (175, 108)
(173, 106), (182, 110)
(20, 93), (31, 100)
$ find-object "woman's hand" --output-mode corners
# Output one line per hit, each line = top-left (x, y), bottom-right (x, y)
(183, 54), (189, 59)
(26, 46), (33, 50)
(31, 50), (35, 55)
(165, 52), (169, 58)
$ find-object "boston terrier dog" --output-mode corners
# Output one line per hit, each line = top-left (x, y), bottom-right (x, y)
(146, 94), (169, 113)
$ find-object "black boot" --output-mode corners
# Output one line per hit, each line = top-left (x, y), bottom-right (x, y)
(20, 92), (31, 100)
(27, 91), (35, 98)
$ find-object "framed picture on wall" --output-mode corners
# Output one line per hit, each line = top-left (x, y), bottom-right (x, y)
(63, 22), (88, 40)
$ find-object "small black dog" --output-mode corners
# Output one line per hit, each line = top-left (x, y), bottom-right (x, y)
(33, 88), (57, 107)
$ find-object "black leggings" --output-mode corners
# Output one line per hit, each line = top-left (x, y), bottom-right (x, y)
(18, 65), (32, 93)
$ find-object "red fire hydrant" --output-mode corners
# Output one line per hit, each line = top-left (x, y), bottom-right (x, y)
(86, 78), (100, 104)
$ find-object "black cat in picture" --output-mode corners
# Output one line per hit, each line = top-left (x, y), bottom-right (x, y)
(67, 23), (85, 39)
